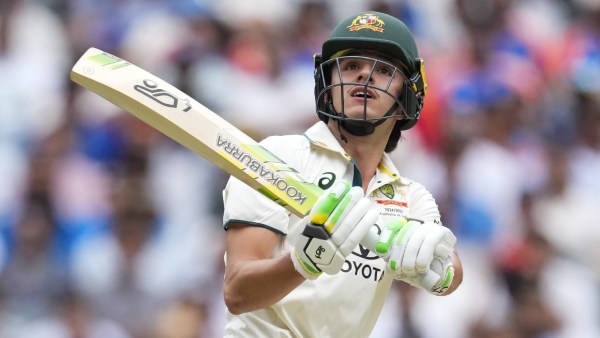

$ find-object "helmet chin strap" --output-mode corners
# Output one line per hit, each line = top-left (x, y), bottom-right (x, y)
(326, 101), (399, 138)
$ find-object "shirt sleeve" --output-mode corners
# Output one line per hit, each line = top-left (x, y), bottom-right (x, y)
(406, 180), (442, 225)
(222, 175), (291, 235)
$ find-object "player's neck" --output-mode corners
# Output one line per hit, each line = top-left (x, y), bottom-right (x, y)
(330, 121), (390, 154)
(346, 144), (385, 192)
(331, 124), (389, 192)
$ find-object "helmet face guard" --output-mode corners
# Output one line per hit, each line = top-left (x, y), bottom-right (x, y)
(315, 54), (424, 134)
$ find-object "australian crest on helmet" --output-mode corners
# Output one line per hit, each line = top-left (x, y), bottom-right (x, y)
(347, 13), (385, 32)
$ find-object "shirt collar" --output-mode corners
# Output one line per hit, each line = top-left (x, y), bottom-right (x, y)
(378, 152), (407, 184)
(304, 121), (350, 159)
(304, 122), (405, 183)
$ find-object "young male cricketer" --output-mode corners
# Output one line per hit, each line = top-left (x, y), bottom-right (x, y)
(222, 11), (463, 338)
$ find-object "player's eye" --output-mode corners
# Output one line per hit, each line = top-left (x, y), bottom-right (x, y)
(375, 63), (395, 77)
(342, 62), (359, 71)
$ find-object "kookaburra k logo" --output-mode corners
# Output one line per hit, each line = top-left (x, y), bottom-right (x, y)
(134, 79), (191, 112)
(315, 245), (325, 259)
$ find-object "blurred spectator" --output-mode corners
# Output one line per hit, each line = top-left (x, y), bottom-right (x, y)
(66, 0), (168, 54)
(12, 289), (131, 338)
(569, 93), (600, 201)
(69, 153), (160, 337)
(0, 0), (70, 243)
(284, 1), (334, 67)
(217, 19), (317, 139)
(532, 144), (600, 280)
(452, 76), (531, 250)
(46, 88), (120, 263)
(497, 193), (600, 338)
(0, 190), (68, 337)
(211, 0), (296, 27)
(154, 295), (206, 338)
(70, 150), (217, 338)
(0, 0), (69, 142)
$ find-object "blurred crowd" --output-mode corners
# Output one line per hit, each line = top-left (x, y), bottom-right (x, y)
(0, 0), (599, 337)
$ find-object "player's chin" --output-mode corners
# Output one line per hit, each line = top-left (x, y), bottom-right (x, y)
(343, 106), (382, 120)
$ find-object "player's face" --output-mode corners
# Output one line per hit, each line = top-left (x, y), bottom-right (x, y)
(329, 51), (405, 121)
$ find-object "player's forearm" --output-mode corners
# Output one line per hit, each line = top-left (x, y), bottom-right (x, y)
(224, 252), (305, 315)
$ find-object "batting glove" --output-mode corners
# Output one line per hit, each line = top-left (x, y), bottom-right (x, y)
(291, 180), (379, 280)
(375, 218), (457, 295)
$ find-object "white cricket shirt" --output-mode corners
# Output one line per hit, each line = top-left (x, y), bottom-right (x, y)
(223, 122), (442, 338)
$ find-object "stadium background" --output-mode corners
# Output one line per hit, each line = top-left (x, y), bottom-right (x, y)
(1, 0), (599, 337)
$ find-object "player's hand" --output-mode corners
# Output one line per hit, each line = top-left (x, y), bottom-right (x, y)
(291, 180), (379, 280)
(374, 218), (457, 295)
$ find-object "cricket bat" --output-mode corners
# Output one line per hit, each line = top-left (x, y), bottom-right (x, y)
(70, 47), (378, 250)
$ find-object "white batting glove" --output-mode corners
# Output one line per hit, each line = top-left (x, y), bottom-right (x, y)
(374, 218), (457, 295)
(291, 180), (379, 280)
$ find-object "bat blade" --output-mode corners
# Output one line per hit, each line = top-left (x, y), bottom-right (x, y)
(70, 47), (322, 217)
(70, 47), (379, 252)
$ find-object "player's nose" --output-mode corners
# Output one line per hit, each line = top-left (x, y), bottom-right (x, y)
(356, 63), (375, 84)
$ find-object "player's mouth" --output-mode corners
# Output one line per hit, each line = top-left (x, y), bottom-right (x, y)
(349, 87), (377, 100)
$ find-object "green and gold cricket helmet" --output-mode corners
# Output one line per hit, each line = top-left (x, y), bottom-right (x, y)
(315, 11), (427, 130)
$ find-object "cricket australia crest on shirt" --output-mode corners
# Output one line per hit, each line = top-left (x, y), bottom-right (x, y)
(374, 184), (408, 217)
